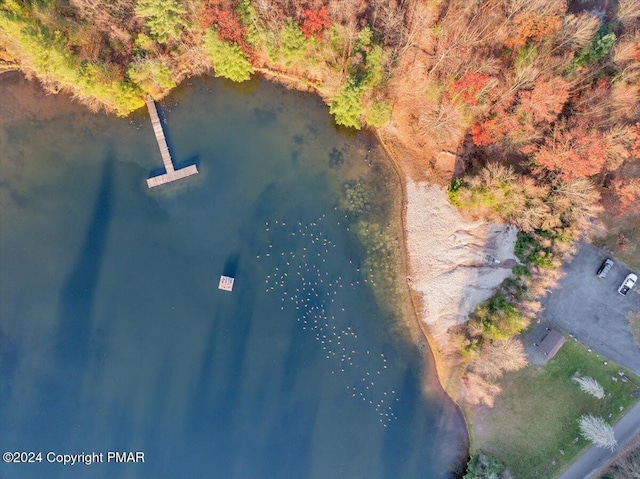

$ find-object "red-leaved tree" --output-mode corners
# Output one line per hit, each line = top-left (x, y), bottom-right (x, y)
(301, 7), (331, 39)
(447, 73), (493, 106)
(200, 3), (252, 57)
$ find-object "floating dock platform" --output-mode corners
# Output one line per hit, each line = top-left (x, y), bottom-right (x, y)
(218, 276), (235, 292)
(145, 97), (198, 188)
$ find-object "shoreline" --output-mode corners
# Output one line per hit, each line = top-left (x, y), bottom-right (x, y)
(3, 65), (480, 458)
(374, 131), (470, 407)
(259, 61), (480, 451)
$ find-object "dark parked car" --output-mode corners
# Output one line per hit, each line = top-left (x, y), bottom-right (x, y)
(618, 273), (638, 296)
(596, 258), (614, 278)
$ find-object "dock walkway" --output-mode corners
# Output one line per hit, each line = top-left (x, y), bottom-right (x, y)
(145, 97), (198, 188)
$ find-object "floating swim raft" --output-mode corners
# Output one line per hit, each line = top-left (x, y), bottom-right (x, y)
(218, 276), (235, 292)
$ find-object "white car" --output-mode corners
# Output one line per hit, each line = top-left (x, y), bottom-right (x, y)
(618, 273), (637, 296)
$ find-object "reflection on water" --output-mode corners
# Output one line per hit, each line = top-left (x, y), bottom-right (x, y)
(0, 72), (467, 479)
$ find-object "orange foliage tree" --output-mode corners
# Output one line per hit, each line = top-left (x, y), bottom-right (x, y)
(517, 77), (570, 124)
(533, 127), (608, 179)
(471, 76), (570, 147)
(506, 11), (563, 50)
(471, 115), (511, 146)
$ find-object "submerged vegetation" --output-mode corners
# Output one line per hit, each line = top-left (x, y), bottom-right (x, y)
(341, 156), (407, 319)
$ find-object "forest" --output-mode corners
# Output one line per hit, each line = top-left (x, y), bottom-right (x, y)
(1, 1), (638, 181)
(1, 0), (637, 201)
(1, 0), (640, 475)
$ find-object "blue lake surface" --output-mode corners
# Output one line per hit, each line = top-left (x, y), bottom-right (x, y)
(0, 73), (467, 479)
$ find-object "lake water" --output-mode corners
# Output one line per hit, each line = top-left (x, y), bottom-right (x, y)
(0, 73), (467, 479)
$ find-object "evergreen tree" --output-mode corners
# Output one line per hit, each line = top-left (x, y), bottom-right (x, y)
(205, 31), (253, 82)
(135, 0), (187, 43)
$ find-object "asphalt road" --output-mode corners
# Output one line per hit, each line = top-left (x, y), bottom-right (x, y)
(556, 399), (640, 479)
(542, 242), (640, 375)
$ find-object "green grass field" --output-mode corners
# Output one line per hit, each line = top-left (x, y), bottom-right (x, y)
(474, 340), (640, 479)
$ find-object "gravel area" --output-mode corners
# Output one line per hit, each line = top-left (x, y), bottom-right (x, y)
(541, 242), (640, 375)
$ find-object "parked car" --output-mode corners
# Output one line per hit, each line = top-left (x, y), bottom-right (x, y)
(596, 258), (614, 278)
(618, 273), (638, 296)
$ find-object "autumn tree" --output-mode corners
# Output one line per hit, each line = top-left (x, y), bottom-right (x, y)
(200, 2), (252, 58)
(506, 9), (563, 50)
(447, 73), (493, 107)
(533, 126), (607, 179)
(470, 75), (569, 149)
(517, 76), (569, 124)
(301, 7), (331, 39)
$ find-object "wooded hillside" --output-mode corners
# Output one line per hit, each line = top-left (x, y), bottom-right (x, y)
(1, 0), (638, 214)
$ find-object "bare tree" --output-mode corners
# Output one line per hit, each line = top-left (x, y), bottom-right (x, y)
(506, 0), (565, 18)
(573, 376), (605, 399)
(426, 0), (508, 81)
(418, 101), (466, 146)
(610, 448), (640, 479)
(549, 177), (602, 229)
(463, 372), (502, 407)
(578, 414), (617, 451)
(613, 35), (640, 80)
(70, 0), (138, 46)
(553, 13), (600, 53)
(605, 124), (636, 171)
(473, 337), (528, 379)
(616, 0), (640, 28)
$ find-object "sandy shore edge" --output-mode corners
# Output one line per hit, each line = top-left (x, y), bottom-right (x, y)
(375, 132), (519, 450)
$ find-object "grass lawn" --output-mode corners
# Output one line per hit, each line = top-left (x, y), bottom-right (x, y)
(474, 339), (640, 479)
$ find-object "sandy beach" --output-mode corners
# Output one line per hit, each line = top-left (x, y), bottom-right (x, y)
(403, 180), (518, 350)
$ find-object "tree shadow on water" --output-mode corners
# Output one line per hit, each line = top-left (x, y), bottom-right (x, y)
(56, 155), (114, 368)
(381, 367), (420, 479)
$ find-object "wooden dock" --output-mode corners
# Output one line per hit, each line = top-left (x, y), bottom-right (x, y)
(145, 97), (198, 188)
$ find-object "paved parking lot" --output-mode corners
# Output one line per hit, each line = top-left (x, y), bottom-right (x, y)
(541, 242), (640, 374)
